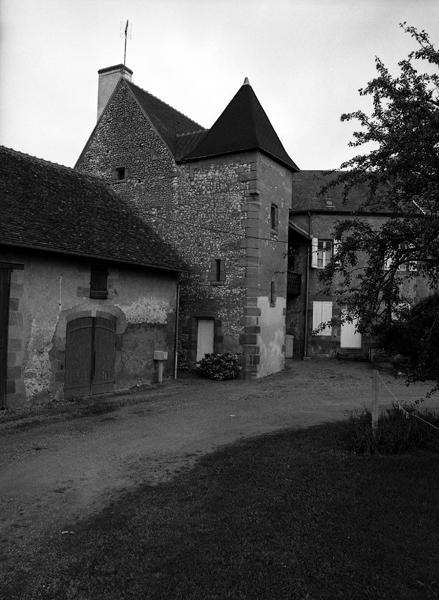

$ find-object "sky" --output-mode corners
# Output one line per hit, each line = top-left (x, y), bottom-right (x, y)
(1, 0), (439, 170)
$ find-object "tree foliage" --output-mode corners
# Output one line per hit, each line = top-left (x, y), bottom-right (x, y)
(322, 24), (439, 381)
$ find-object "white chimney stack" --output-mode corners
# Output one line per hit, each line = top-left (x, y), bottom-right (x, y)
(97, 64), (133, 120)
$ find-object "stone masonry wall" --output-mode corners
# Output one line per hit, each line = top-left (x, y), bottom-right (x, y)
(241, 154), (293, 377)
(76, 85), (256, 369)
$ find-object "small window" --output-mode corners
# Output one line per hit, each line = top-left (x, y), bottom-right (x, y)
(215, 259), (222, 281)
(90, 265), (108, 299)
(114, 166), (126, 181)
(270, 280), (276, 306)
(271, 204), (278, 231)
(210, 259), (225, 284)
(311, 238), (333, 269)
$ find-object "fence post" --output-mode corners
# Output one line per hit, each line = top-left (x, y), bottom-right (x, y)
(372, 369), (379, 434)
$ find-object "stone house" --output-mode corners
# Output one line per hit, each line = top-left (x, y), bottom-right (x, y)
(75, 64), (428, 372)
(76, 65), (299, 378)
(0, 145), (185, 410)
(287, 171), (431, 358)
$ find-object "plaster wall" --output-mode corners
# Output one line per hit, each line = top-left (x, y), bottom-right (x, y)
(0, 248), (177, 409)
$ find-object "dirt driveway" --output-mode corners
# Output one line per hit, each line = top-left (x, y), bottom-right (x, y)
(1, 359), (437, 572)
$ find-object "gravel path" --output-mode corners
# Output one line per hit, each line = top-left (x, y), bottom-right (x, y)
(1, 359), (437, 573)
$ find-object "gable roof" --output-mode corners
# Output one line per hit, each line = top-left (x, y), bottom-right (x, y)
(183, 80), (299, 171)
(126, 81), (205, 155)
(0, 146), (185, 272)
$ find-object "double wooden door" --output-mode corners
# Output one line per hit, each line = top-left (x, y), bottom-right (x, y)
(0, 269), (11, 409)
(64, 316), (116, 399)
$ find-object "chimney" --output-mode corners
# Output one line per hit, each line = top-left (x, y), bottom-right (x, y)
(97, 64), (133, 120)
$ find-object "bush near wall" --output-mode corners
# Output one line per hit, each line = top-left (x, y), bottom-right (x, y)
(197, 353), (242, 381)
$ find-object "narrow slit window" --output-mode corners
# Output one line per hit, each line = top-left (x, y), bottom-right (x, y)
(270, 280), (276, 306)
(215, 259), (222, 281)
(271, 204), (278, 231)
(211, 259), (225, 283)
(114, 166), (126, 181)
(90, 265), (108, 299)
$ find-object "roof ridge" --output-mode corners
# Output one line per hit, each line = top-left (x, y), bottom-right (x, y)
(126, 81), (204, 130)
(176, 129), (207, 138)
(1, 145), (109, 188)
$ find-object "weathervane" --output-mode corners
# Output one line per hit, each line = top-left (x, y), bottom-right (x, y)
(120, 20), (132, 67)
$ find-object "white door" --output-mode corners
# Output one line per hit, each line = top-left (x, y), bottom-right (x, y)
(196, 319), (214, 361)
(340, 310), (362, 348)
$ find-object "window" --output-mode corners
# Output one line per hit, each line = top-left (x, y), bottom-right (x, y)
(114, 166), (126, 181)
(270, 280), (276, 306)
(210, 259), (225, 284)
(384, 243), (417, 272)
(270, 204), (278, 231)
(311, 238), (333, 269)
(312, 301), (332, 336)
(90, 265), (108, 299)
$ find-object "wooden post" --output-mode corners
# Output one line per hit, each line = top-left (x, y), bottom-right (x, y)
(372, 369), (379, 434)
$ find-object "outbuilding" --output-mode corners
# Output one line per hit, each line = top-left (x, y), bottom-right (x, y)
(0, 146), (185, 410)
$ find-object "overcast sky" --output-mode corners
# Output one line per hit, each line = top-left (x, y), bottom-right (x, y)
(1, 0), (439, 170)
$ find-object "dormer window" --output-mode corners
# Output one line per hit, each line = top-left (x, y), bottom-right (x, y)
(90, 265), (108, 299)
(114, 166), (126, 181)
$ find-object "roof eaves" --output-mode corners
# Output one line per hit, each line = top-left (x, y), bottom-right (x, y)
(181, 146), (299, 171)
(0, 240), (187, 273)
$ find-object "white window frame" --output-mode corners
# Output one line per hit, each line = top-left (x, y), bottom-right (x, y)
(311, 238), (334, 269)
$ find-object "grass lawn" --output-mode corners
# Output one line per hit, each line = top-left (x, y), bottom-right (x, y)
(4, 421), (439, 600)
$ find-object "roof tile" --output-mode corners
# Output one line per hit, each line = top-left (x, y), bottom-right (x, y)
(0, 146), (186, 272)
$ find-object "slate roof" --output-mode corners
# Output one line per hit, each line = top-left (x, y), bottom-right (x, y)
(0, 146), (185, 272)
(175, 130), (208, 161)
(184, 81), (299, 171)
(291, 170), (374, 213)
(126, 81), (205, 155)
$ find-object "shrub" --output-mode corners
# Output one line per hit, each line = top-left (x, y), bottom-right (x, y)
(346, 404), (439, 454)
(197, 353), (242, 381)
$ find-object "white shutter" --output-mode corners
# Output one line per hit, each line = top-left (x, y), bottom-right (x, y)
(333, 239), (341, 255)
(312, 301), (333, 336)
(321, 301), (333, 336)
(311, 238), (319, 268)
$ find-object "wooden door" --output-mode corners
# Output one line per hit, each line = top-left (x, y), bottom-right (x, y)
(196, 319), (214, 361)
(64, 317), (93, 399)
(90, 316), (116, 395)
(64, 316), (116, 399)
(0, 269), (11, 409)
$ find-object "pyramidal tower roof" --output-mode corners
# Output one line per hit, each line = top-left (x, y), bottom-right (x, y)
(184, 78), (299, 171)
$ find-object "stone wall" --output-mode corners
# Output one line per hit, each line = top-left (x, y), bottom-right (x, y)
(76, 82), (295, 376)
(0, 247), (178, 409)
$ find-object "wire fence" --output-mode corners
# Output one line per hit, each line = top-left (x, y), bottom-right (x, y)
(374, 369), (439, 431)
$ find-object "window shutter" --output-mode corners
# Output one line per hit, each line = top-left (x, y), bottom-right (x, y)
(90, 265), (108, 299)
(333, 239), (341, 255)
(312, 301), (332, 336)
(311, 238), (319, 268)
(321, 301), (333, 335)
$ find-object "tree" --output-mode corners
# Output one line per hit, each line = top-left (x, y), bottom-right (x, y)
(321, 23), (439, 382)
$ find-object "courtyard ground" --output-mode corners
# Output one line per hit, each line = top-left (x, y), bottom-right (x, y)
(1, 358), (438, 592)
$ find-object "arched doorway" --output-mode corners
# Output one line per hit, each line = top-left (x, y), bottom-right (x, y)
(64, 315), (116, 399)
